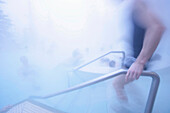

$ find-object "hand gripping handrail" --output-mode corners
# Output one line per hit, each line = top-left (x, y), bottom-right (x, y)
(73, 51), (125, 71)
(30, 69), (160, 113)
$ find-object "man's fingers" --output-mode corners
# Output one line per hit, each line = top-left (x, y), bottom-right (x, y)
(136, 75), (140, 80)
(126, 70), (140, 82)
(136, 71), (142, 80)
(126, 70), (135, 82)
(125, 71), (130, 82)
(132, 71), (137, 80)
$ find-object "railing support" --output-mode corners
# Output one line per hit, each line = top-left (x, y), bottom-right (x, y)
(74, 51), (125, 71)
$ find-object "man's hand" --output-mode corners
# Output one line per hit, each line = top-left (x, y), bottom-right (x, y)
(125, 61), (144, 82)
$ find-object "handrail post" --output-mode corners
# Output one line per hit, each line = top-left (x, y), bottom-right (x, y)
(144, 72), (160, 113)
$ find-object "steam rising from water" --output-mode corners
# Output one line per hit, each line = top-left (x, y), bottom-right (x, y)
(0, 0), (170, 112)
(1, 0), (169, 69)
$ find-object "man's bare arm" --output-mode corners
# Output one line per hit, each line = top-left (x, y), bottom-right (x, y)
(125, 0), (165, 81)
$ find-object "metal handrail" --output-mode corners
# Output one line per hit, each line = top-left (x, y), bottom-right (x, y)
(67, 51), (125, 87)
(30, 69), (160, 113)
(73, 51), (125, 71)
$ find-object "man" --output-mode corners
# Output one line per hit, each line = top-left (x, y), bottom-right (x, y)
(113, 0), (165, 102)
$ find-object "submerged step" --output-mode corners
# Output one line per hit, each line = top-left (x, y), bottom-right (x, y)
(6, 100), (65, 113)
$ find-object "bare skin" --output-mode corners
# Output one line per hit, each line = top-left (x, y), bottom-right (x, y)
(113, 0), (165, 101)
(125, 0), (165, 81)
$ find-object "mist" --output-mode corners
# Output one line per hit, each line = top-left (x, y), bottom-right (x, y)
(0, 0), (170, 112)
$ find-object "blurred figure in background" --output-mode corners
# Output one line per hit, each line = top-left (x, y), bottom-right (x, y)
(18, 56), (40, 90)
(113, 0), (165, 103)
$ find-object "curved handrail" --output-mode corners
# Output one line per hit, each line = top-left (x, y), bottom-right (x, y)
(73, 51), (125, 71)
(30, 69), (160, 113)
